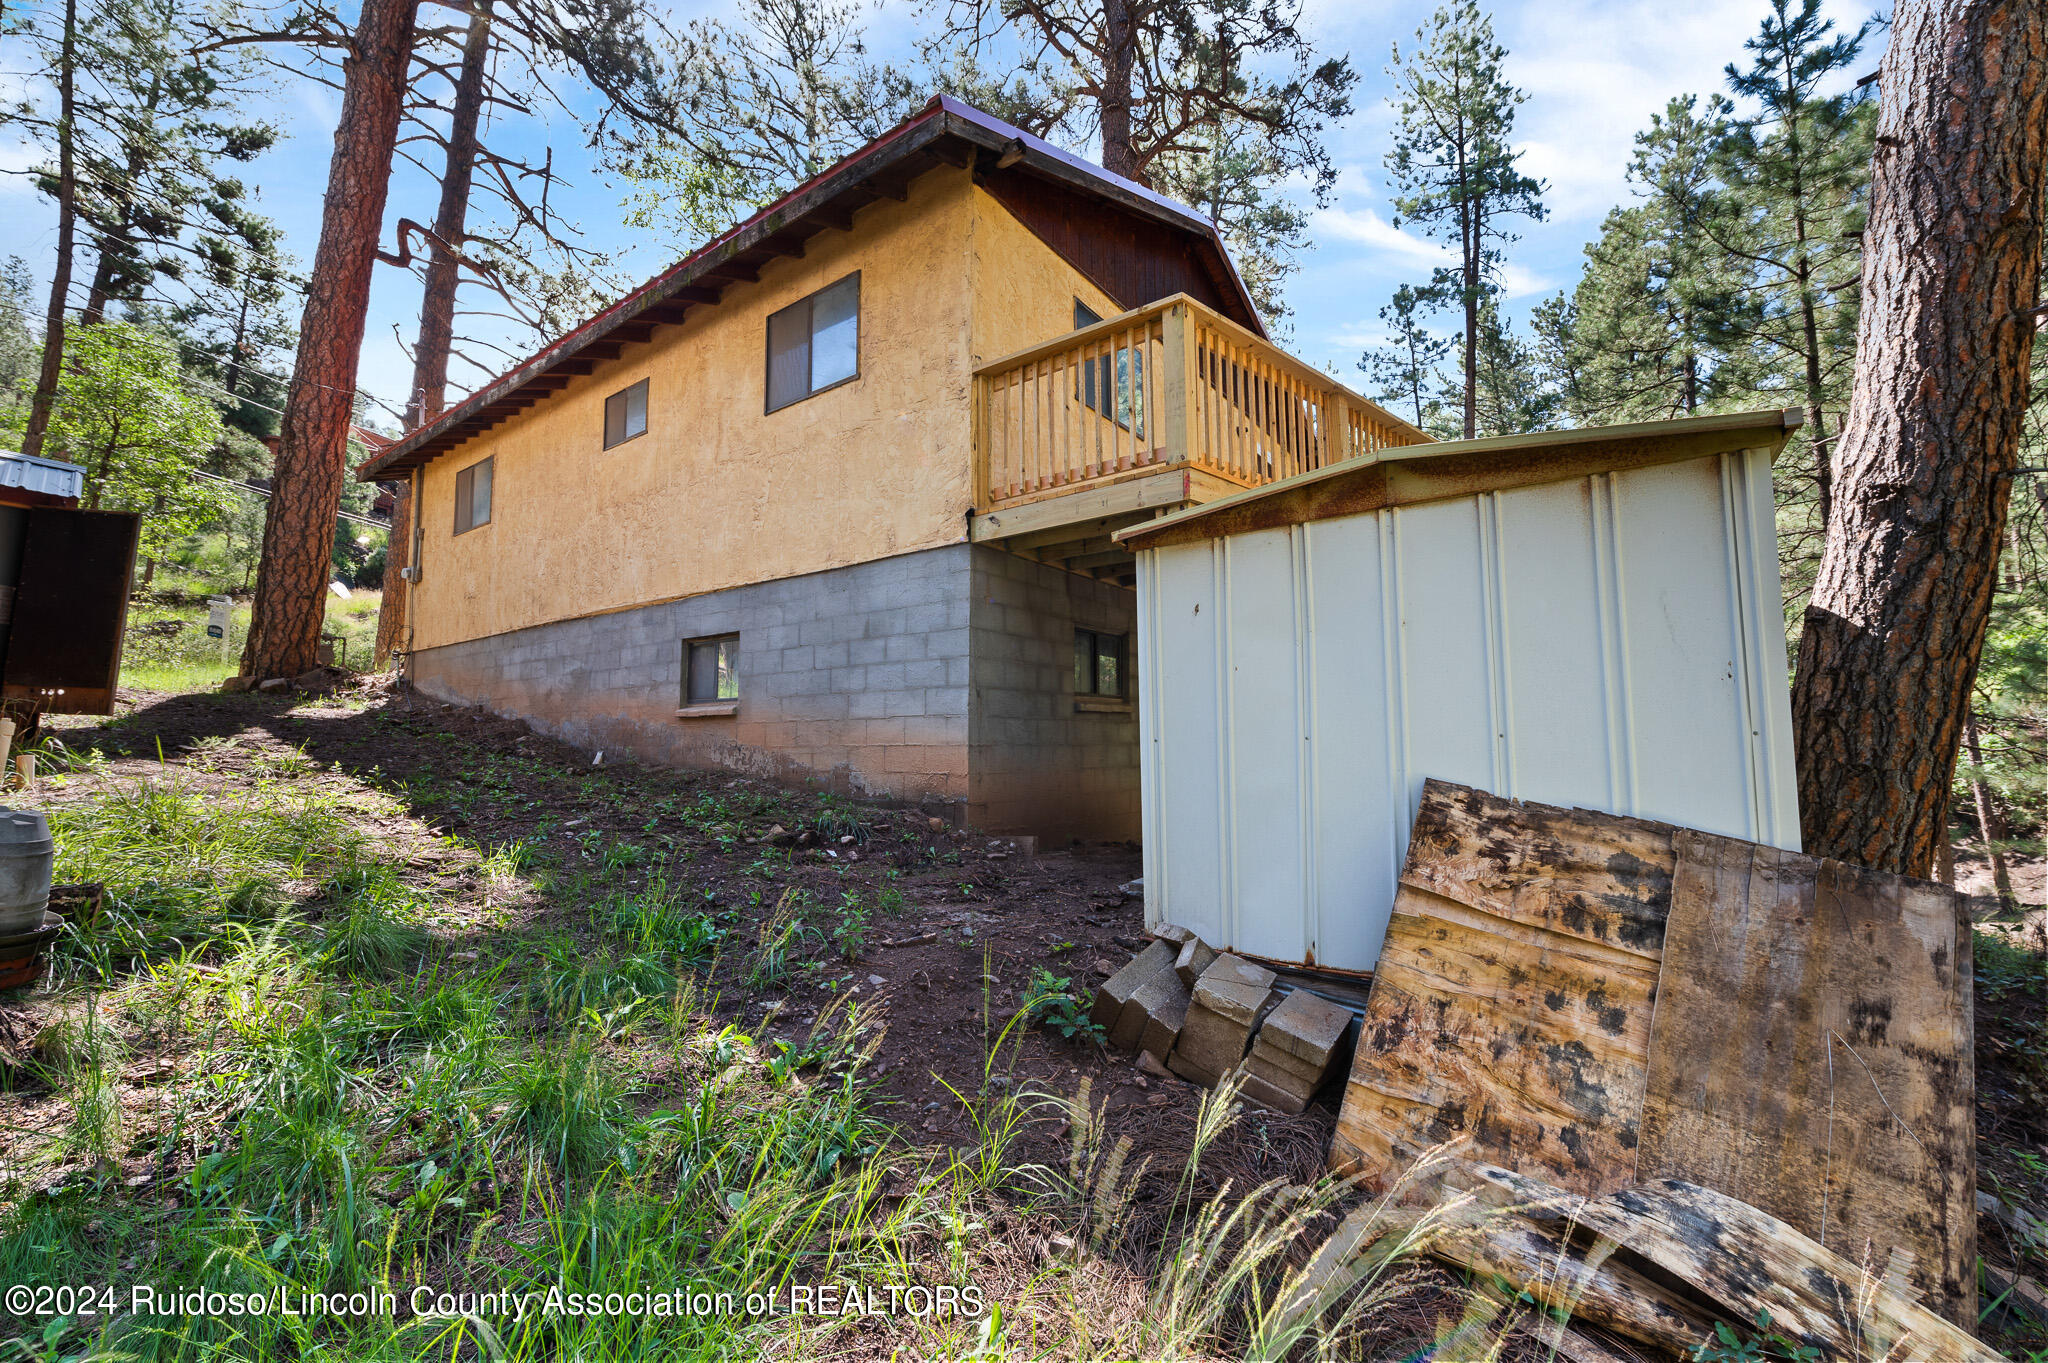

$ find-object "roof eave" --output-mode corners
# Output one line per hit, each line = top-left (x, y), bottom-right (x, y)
(360, 102), (1260, 483)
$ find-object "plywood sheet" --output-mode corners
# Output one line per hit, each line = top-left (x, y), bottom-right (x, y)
(1637, 830), (1976, 1324)
(1331, 780), (1674, 1195)
(1333, 779), (1975, 1326)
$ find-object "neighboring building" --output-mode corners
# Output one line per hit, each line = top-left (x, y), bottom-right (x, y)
(1117, 410), (1805, 972)
(358, 97), (1424, 841)
(0, 450), (139, 716)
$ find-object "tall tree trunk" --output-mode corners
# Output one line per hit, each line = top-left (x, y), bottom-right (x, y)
(21, 0), (78, 462)
(376, 0), (490, 670)
(1097, 0), (1139, 182)
(1963, 711), (2018, 912)
(241, 0), (419, 680)
(1457, 128), (1477, 440)
(1790, 0), (2047, 876)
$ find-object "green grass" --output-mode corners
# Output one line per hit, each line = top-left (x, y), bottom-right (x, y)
(121, 591), (386, 691)
(12, 770), (1532, 1362)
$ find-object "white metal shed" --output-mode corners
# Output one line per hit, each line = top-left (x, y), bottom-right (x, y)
(1114, 409), (1804, 974)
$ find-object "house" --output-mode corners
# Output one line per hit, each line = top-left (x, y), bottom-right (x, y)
(0, 449), (140, 717)
(358, 96), (1425, 841)
(1114, 409), (1805, 972)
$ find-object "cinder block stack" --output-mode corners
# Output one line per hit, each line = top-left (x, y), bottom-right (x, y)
(1090, 939), (1175, 1038)
(1241, 989), (1353, 1114)
(1168, 954), (1280, 1087)
(1088, 926), (1358, 1114)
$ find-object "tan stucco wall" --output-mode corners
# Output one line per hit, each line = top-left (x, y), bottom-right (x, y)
(410, 169), (1129, 652)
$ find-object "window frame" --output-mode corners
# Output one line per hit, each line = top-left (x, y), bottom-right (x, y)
(678, 633), (742, 715)
(1073, 627), (1127, 700)
(764, 272), (862, 414)
(452, 456), (493, 536)
(603, 378), (649, 450)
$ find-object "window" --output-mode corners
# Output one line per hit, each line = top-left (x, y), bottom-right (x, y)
(453, 457), (492, 534)
(1072, 298), (1144, 437)
(766, 273), (860, 412)
(1074, 628), (1125, 698)
(604, 378), (648, 448)
(684, 635), (740, 706)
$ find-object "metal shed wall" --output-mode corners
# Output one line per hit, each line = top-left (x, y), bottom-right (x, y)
(1134, 447), (1799, 973)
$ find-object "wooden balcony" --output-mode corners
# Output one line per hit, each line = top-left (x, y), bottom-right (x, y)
(970, 294), (1430, 583)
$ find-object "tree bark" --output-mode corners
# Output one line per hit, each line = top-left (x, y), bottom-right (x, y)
(1790, 0), (2048, 876)
(1096, 0), (1139, 183)
(376, 0), (490, 669)
(241, 0), (418, 680)
(21, 0), (78, 462)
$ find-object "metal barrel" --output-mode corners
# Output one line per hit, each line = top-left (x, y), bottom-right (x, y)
(0, 807), (53, 937)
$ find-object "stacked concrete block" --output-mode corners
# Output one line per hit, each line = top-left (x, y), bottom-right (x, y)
(1090, 939), (1175, 1041)
(1174, 937), (1216, 987)
(1131, 968), (1191, 1063)
(1168, 954), (1281, 1087)
(1241, 990), (1353, 1114)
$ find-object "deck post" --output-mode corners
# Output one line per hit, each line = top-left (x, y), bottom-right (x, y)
(1323, 391), (1350, 468)
(1162, 300), (1193, 467)
(971, 371), (992, 512)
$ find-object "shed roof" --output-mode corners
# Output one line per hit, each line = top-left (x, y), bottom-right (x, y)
(1113, 408), (1805, 553)
(358, 96), (1262, 483)
(0, 449), (87, 503)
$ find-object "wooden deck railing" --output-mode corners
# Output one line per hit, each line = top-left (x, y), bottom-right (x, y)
(973, 295), (1428, 511)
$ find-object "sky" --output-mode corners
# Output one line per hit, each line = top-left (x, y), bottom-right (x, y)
(0, 0), (1878, 429)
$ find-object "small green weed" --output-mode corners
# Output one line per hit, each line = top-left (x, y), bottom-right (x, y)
(1020, 967), (1105, 1043)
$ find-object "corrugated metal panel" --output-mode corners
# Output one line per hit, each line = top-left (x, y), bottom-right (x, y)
(1138, 447), (1800, 973)
(0, 451), (86, 502)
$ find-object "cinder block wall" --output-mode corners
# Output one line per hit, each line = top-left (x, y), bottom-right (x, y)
(967, 547), (1140, 842)
(409, 545), (975, 814)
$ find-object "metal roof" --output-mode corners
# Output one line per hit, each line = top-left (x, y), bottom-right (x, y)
(0, 450), (86, 502)
(1114, 409), (1806, 552)
(358, 96), (1262, 483)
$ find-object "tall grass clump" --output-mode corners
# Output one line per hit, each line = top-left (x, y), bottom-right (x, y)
(317, 859), (431, 977)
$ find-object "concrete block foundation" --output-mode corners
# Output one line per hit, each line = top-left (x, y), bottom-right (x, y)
(409, 543), (1139, 841)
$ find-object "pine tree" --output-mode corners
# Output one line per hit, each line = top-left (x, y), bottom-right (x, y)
(1710, 0), (1872, 531)
(1358, 283), (1451, 432)
(1383, 1), (1545, 439)
(1788, 0), (2046, 876)
(926, 0), (1354, 323)
(1567, 96), (1745, 424)
(1470, 299), (1551, 436)
(609, 0), (912, 247)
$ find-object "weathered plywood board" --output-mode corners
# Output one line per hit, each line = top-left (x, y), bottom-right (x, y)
(1330, 780), (1674, 1195)
(1637, 830), (1976, 1325)
(1333, 778), (1976, 1327)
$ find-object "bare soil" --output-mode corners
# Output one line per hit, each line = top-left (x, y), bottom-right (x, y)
(34, 682), (1333, 1192)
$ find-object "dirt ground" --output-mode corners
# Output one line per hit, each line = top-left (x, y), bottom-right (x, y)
(32, 682), (1333, 1191)
(16, 681), (2048, 1360)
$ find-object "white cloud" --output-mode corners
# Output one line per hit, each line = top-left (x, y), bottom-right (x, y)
(1310, 204), (1552, 298)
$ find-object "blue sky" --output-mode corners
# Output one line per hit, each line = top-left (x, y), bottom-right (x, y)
(0, 0), (1876, 428)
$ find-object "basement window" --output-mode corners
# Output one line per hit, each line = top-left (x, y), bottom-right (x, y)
(604, 378), (649, 448)
(678, 634), (740, 716)
(766, 273), (860, 412)
(453, 457), (492, 535)
(1074, 628), (1125, 699)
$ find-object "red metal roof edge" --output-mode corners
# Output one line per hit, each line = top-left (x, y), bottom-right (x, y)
(358, 96), (1260, 482)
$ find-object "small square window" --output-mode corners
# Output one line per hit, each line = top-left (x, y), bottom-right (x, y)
(604, 378), (648, 448)
(766, 273), (861, 412)
(453, 456), (492, 534)
(1074, 628), (1125, 698)
(684, 635), (740, 704)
